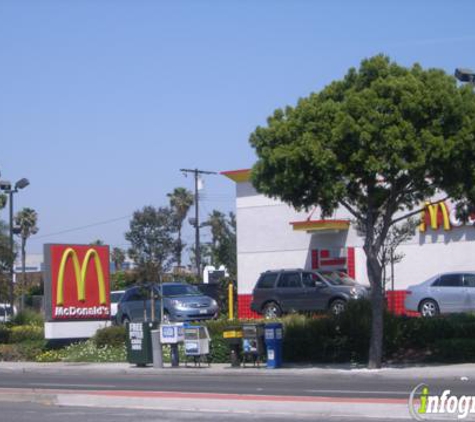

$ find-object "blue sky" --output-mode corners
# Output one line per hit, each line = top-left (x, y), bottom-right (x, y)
(1, 0), (474, 256)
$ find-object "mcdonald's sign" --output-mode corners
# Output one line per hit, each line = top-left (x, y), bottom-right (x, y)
(419, 201), (475, 232)
(419, 201), (451, 232)
(44, 244), (110, 321)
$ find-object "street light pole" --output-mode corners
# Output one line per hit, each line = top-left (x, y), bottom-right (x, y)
(194, 171), (200, 278)
(0, 177), (29, 311)
(8, 190), (14, 311)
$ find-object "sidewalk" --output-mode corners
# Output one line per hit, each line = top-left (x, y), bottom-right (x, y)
(0, 386), (415, 420)
(0, 360), (474, 380)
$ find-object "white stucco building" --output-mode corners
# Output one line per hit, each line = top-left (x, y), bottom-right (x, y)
(222, 169), (475, 318)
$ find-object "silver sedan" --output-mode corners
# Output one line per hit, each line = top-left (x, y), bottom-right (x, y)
(405, 272), (475, 317)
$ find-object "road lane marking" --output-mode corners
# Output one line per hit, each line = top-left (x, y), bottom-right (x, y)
(28, 383), (118, 389)
(304, 389), (408, 396)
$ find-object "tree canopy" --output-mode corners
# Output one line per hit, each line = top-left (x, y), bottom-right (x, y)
(167, 187), (194, 268)
(205, 210), (237, 278)
(125, 206), (176, 282)
(249, 55), (475, 368)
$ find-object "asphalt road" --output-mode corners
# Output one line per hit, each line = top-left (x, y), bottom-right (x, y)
(0, 369), (472, 399)
(0, 402), (414, 422)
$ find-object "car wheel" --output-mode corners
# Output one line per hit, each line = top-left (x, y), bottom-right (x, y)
(330, 299), (346, 315)
(263, 302), (282, 319)
(121, 315), (131, 326)
(419, 299), (439, 317)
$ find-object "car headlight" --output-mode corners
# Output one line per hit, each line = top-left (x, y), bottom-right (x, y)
(170, 299), (187, 309)
(211, 299), (218, 307)
(350, 287), (359, 298)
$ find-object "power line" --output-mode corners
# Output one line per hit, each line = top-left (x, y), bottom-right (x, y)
(31, 214), (132, 241)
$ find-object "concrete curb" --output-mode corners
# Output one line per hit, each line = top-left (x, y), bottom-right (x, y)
(0, 361), (474, 380)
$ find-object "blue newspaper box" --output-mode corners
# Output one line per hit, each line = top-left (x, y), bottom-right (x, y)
(264, 323), (283, 369)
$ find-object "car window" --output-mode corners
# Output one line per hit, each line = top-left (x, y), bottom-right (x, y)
(277, 272), (302, 288)
(162, 284), (201, 297)
(434, 274), (464, 287)
(257, 273), (278, 289)
(302, 272), (320, 287)
(125, 289), (148, 302)
(464, 274), (475, 287)
(321, 271), (356, 286)
(0, 308), (4, 317)
(110, 292), (124, 303)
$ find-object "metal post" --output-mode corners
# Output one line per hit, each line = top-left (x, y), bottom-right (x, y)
(194, 170), (200, 278)
(390, 246), (395, 312)
(228, 281), (234, 320)
(8, 190), (14, 311)
(151, 329), (163, 368)
(170, 343), (179, 367)
(179, 168), (217, 279)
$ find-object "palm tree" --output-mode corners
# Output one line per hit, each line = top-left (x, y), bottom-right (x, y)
(167, 187), (194, 268)
(14, 207), (39, 310)
(111, 247), (126, 272)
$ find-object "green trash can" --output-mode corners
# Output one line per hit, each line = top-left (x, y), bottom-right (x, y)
(126, 321), (159, 366)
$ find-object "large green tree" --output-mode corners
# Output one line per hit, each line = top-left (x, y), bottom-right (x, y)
(14, 207), (39, 309)
(167, 187), (194, 268)
(249, 55), (475, 368)
(125, 206), (176, 282)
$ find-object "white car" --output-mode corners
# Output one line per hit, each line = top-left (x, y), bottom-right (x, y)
(405, 272), (475, 317)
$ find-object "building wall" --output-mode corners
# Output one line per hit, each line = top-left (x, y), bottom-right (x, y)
(233, 180), (475, 317)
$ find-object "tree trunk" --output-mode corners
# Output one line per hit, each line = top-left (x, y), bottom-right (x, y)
(366, 251), (384, 369)
(177, 226), (182, 268)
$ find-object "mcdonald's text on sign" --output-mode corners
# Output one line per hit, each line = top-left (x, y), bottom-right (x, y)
(45, 244), (111, 321)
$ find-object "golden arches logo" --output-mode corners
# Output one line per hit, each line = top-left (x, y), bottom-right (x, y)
(56, 248), (107, 306)
(419, 201), (450, 232)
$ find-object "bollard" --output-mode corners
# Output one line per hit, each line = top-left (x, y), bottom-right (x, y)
(230, 344), (241, 367)
(228, 281), (234, 321)
(151, 329), (163, 368)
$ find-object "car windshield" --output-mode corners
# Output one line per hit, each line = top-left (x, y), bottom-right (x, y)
(162, 284), (202, 297)
(321, 271), (357, 286)
(110, 292), (124, 303)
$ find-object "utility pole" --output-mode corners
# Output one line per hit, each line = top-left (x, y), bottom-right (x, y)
(180, 168), (217, 278)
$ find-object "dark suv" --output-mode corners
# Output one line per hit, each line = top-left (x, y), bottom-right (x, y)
(250, 269), (369, 318)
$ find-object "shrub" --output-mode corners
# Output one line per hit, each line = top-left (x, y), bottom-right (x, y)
(93, 326), (126, 348)
(0, 325), (10, 344)
(60, 340), (126, 363)
(10, 310), (44, 327)
(9, 325), (44, 343)
(36, 348), (65, 362)
(0, 340), (46, 361)
(431, 338), (475, 363)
